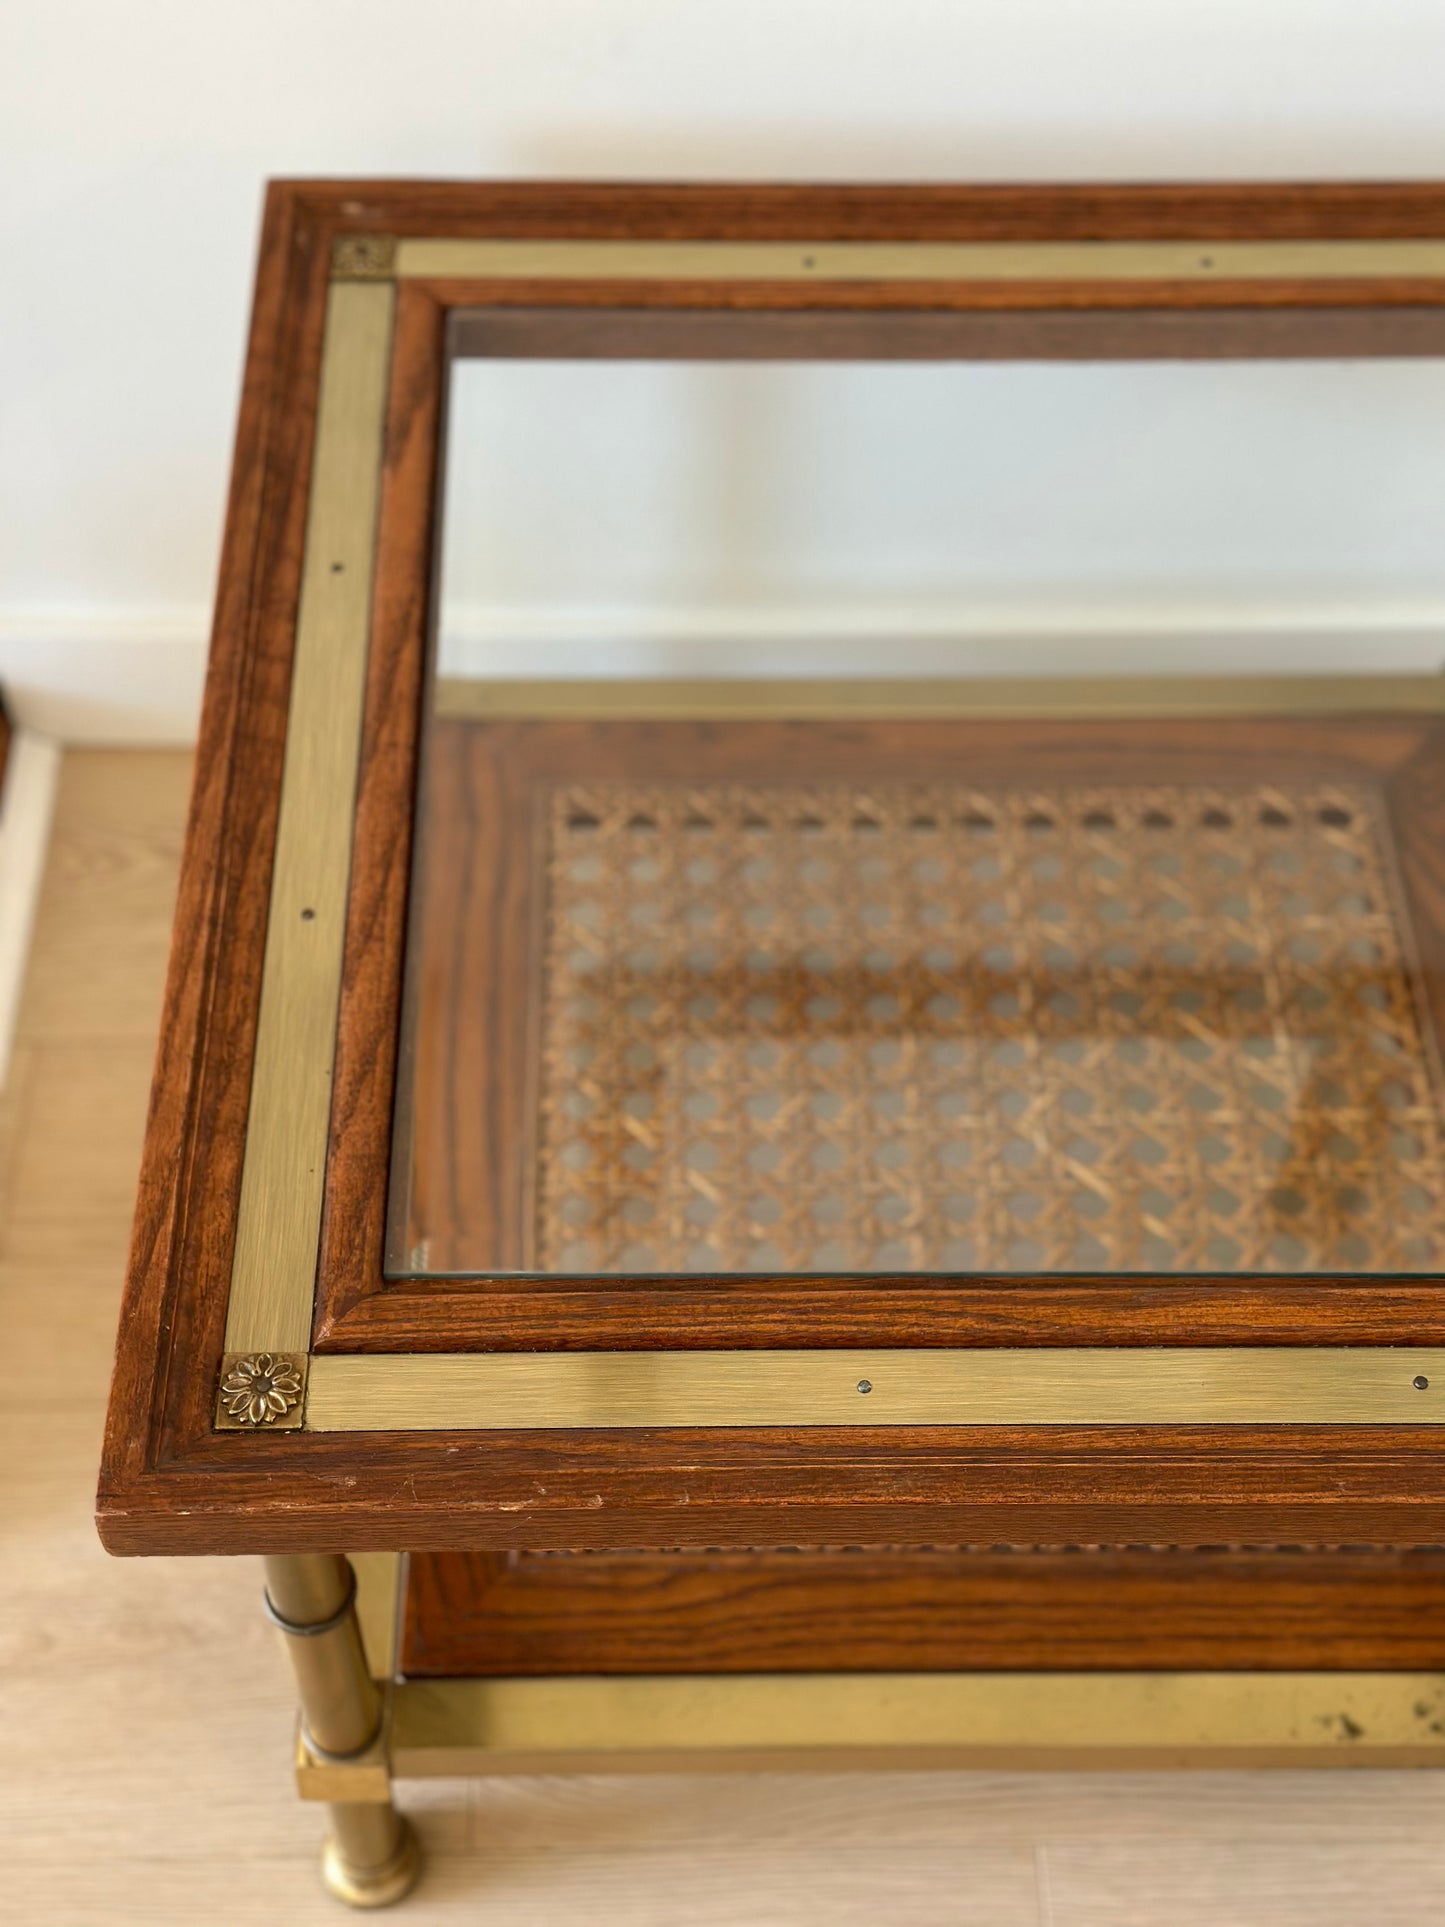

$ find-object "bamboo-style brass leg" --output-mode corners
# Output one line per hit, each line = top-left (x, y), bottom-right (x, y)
(265, 1554), (421, 1909)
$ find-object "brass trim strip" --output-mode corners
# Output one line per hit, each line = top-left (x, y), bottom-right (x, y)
(389, 1670), (1445, 1773)
(395, 237), (1445, 285)
(304, 1347), (1445, 1431)
(224, 280), (395, 1355)
(351, 1552), (403, 1682)
(435, 673), (1445, 723)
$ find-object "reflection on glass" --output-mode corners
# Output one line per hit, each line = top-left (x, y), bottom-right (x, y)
(438, 358), (1445, 683)
(389, 352), (1445, 1279)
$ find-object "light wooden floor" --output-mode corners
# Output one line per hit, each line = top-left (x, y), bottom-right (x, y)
(5, 749), (1445, 1924)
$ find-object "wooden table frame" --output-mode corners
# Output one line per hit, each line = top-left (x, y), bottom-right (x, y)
(96, 179), (1445, 1907)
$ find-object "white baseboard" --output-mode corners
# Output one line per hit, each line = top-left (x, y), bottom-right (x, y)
(0, 730), (62, 1089)
(0, 617), (208, 744)
(3, 607), (1445, 745)
(440, 605), (1445, 683)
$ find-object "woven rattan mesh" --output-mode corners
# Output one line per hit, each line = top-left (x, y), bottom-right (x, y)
(535, 778), (1445, 1274)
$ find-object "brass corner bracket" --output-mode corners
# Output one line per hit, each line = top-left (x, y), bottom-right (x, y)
(215, 1350), (309, 1430)
(331, 233), (397, 281)
(294, 1704), (394, 1804)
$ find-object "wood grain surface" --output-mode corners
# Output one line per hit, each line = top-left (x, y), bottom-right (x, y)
(402, 1544), (1445, 1677)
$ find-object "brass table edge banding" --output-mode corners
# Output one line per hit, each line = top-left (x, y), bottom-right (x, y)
(391, 237), (1445, 285)
(435, 672), (1445, 723)
(387, 1670), (1445, 1773)
(302, 1347), (1445, 1431)
(223, 278), (394, 1357)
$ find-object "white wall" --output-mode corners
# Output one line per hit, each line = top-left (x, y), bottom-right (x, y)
(5, 2), (1445, 739)
(440, 357), (1445, 682)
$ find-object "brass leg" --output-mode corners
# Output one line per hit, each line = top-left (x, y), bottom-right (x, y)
(265, 1553), (421, 1909)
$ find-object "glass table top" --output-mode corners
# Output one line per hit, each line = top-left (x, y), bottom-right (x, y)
(387, 350), (1445, 1281)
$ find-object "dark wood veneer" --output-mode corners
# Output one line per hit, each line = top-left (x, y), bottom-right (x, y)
(403, 1544), (1445, 1676)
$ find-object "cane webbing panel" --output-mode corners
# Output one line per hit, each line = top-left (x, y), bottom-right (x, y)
(534, 777), (1445, 1275)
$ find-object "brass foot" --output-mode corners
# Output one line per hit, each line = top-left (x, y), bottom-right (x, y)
(321, 1813), (422, 1909)
(264, 1556), (420, 1908)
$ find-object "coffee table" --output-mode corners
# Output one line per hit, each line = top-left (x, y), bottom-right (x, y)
(99, 179), (1445, 1908)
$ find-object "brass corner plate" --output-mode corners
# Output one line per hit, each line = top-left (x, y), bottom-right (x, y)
(215, 1350), (310, 1430)
(332, 233), (397, 281)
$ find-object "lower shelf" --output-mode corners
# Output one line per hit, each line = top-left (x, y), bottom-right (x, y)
(401, 1544), (1445, 1676)
(317, 1556), (1445, 1787)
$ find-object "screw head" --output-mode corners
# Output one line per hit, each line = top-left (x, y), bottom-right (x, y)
(856, 1379), (873, 1395)
(1414, 1375), (1430, 1391)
